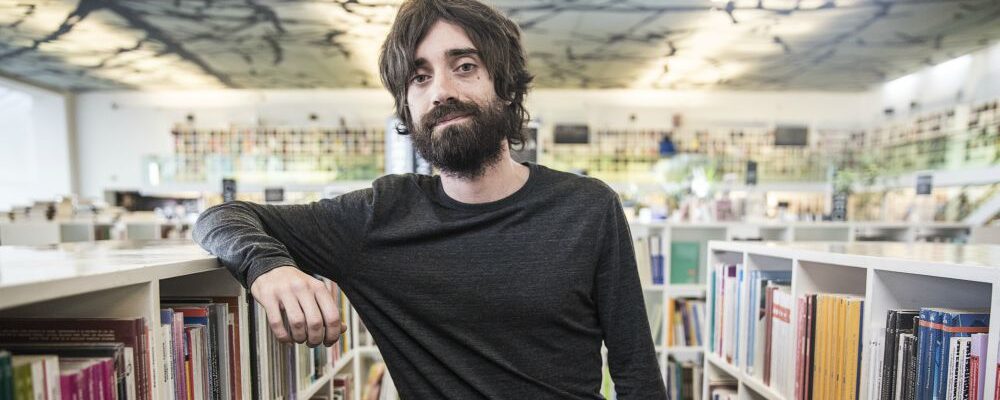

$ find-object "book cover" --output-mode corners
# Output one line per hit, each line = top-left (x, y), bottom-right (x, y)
(917, 308), (943, 400)
(795, 296), (807, 400)
(901, 332), (919, 400)
(634, 237), (653, 287)
(669, 241), (699, 285)
(805, 294), (816, 400)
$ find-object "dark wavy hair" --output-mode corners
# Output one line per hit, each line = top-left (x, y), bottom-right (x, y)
(378, 0), (534, 150)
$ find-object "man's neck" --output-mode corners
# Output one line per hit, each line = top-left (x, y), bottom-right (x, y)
(440, 153), (530, 205)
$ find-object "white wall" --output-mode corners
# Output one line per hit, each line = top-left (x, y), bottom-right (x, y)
(75, 88), (874, 197)
(0, 77), (73, 212)
(876, 40), (1000, 120)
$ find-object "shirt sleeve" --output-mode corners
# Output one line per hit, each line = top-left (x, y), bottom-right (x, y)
(192, 188), (373, 288)
(595, 193), (668, 398)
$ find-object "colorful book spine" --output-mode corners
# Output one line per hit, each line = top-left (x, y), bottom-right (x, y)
(917, 308), (943, 400)
(933, 309), (989, 399)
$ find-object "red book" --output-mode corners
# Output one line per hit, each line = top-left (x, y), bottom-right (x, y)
(969, 355), (979, 400)
(763, 286), (778, 385)
(171, 312), (188, 400)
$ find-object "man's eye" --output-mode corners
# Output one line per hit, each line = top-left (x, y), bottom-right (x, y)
(411, 75), (429, 84)
(457, 63), (476, 73)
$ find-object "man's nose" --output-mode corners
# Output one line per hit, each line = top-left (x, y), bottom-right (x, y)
(430, 74), (459, 107)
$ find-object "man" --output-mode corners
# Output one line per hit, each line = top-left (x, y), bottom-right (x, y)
(192, 0), (666, 398)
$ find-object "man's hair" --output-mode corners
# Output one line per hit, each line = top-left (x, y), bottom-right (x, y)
(378, 0), (534, 149)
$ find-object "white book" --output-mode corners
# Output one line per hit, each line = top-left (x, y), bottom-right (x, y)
(958, 338), (971, 400)
(634, 237), (653, 287)
(768, 286), (793, 398)
(123, 347), (136, 400)
(161, 323), (176, 400)
(189, 326), (208, 400)
(947, 336), (961, 400)
(869, 332), (884, 400)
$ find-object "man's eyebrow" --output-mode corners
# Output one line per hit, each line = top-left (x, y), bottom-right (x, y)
(446, 48), (479, 59)
(410, 48), (479, 73)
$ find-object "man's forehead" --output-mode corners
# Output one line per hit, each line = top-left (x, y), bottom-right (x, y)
(414, 20), (477, 62)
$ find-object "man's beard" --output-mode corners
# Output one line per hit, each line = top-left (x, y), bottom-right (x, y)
(410, 98), (512, 180)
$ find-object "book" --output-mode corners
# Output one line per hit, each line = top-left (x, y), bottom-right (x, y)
(881, 310), (920, 400)
(0, 318), (147, 400)
(969, 333), (987, 400)
(1, 351), (13, 400)
(746, 270), (792, 378)
(0, 343), (124, 400)
(669, 241), (699, 284)
(900, 333), (919, 400)
(932, 309), (989, 399)
(917, 308), (943, 400)
(768, 285), (793, 397)
(650, 235), (664, 285)
(12, 355), (60, 400)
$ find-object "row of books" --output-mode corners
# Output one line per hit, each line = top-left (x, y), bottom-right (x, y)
(869, 308), (991, 400)
(0, 297), (242, 400)
(791, 293), (865, 400)
(0, 277), (354, 400)
(666, 356), (703, 400)
(667, 299), (705, 347)
(633, 236), (701, 286)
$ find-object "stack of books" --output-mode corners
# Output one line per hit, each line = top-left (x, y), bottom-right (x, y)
(791, 293), (865, 400)
(666, 356), (702, 400)
(667, 298), (705, 347)
(869, 308), (989, 400)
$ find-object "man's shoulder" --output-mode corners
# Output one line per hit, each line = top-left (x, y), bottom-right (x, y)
(536, 163), (618, 203)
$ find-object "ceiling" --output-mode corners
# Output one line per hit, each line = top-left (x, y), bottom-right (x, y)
(1, 0), (998, 92)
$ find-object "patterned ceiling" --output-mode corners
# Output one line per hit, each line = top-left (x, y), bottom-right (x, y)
(1, 0), (998, 91)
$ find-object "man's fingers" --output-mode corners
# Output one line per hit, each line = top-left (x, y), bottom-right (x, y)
(315, 288), (343, 347)
(280, 294), (308, 343)
(260, 297), (291, 343)
(296, 289), (326, 347)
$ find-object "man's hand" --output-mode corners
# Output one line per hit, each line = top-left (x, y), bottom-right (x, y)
(250, 266), (348, 347)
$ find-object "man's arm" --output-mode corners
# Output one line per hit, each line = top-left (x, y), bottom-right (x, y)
(595, 194), (668, 398)
(192, 191), (371, 346)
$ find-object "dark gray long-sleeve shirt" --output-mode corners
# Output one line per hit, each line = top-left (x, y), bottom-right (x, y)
(192, 161), (666, 399)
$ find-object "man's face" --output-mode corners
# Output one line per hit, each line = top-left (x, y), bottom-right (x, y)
(406, 20), (510, 179)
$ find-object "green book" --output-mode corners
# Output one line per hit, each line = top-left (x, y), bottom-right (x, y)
(10, 358), (31, 400)
(0, 351), (10, 400)
(670, 242), (701, 284)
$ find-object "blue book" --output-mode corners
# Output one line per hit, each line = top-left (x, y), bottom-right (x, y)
(931, 308), (989, 399)
(650, 235), (664, 285)
(916, 308), (942, 400)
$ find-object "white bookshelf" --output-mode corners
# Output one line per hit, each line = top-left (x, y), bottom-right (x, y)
(0, 240), (379, 400)
(628, 221), (974, 379)
(703, 240), (1000, 400)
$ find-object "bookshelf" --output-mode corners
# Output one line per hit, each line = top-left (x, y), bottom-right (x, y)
(703, 241), (1000, 400)
(0, 240), (387, 400)
(628, 221), (976, 397)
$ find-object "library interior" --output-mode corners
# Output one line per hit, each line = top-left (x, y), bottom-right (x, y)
(1, 0), (1000, 399)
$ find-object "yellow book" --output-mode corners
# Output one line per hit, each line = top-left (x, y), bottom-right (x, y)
(812, 295), (827, 400)
(666, 299), (675, 346)
(834, 296), (846, 400)
(844, 298), (863, 400)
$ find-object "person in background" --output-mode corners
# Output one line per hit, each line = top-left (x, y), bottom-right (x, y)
(192, 0), (666, 398)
